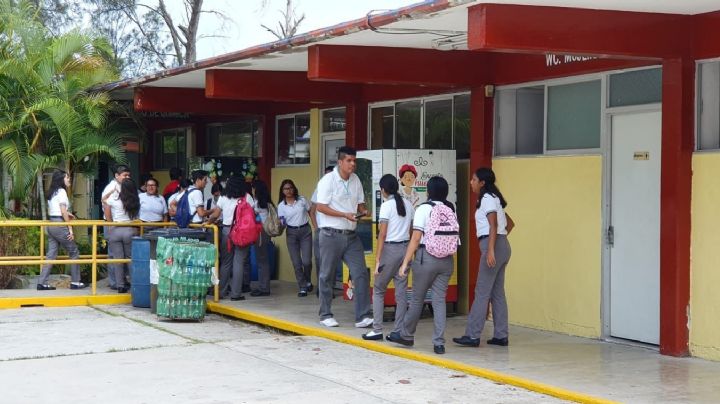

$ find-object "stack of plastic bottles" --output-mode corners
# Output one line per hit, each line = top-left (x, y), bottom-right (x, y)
(155, 237), (216, 320)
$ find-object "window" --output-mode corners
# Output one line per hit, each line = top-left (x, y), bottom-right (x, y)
(547, 80), (601, 151)
(370, 106), (394, 149)
(395, 100), (422, 148)
(154, 127), (187, 169)
(322, 108), (346, 133)
(276, 113), (310, 165)
(453, 94), (471, 159)
(425, 99), (453, 149)
(609, 68), (662, 107)
(494, 86), (544, 156)
(698, 61), (720, 150)
(207, 119), (261, 157)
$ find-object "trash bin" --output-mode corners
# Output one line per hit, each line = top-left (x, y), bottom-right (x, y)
(249, 240), (278, 281)
(131, 237), (151, 308)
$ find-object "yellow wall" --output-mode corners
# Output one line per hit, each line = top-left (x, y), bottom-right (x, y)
(493, 156), (602, 338)
(690, 153), (720, 361)
(271, 109), (321, 283)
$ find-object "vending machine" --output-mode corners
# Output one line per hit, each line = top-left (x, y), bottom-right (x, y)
(346, 149), (458, 306)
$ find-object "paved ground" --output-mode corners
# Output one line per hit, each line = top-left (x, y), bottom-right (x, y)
(0, 305), (565, 404)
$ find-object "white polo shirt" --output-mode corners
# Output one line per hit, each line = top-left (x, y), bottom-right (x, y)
(475, 193), (508, 238)
(278, 197), (310, 227)
(139, 192), (168, 222)
(48, 189), (70, 217)
(378, 197), (414, 242)
(315, 168), (364, 231)
(106, 195), (132, 222)
(187, 186), (205, 224)
(101, 180), (120, 219)
(216, 194), (254, 226)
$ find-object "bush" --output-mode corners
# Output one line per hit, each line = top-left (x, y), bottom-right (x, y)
(0, 219), (41, 288)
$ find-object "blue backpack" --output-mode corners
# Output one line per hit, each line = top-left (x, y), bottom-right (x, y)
(174, 188), (202, 228)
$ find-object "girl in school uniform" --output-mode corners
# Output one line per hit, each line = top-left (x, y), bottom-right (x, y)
(454, 167), (514, 348)
(277, 179), (314, 297)
(362, 174), (414, 341)
(387, 176), (456, 355)
(37, 170), (86, 290)
(103, 178), (140, 294)
(250, 180), (273, 297)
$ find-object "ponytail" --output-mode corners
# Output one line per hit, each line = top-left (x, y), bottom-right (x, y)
(474, 167), (507, 209)
(379, 174), (406, 217)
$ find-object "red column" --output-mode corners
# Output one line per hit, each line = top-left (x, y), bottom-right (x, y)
(345, 101), (368, 150)
(467, 86), (495, 306)
(259, 114), (275, 182)
(659, 58), (693, 356)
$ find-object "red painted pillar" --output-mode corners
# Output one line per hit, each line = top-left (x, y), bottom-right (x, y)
(346, 101), (368, 150)
(659, 58), (693, 356)
(467, 86), (495, 307)
(259, 114), (275, 181)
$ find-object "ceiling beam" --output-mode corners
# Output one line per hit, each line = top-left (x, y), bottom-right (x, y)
(693, 10), (720, 59)
(206, 69), (361, 103)
(467, 4), (691, 59)
(307, 45), (491, 87)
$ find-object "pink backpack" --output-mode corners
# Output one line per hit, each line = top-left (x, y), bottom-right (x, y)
(423, 201), (460, 258)
(228, 198), (262, 250)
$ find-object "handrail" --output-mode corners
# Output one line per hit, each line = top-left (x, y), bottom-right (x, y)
(0, 220), (220, 302)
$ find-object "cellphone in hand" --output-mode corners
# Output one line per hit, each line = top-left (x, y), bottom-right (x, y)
(354, 213), (364, 219)
(377, 264), (385, 273)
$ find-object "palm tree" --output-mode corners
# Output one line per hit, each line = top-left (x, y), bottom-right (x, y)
(0, 0), (125, 218)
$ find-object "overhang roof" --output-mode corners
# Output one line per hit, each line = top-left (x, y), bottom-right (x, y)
(103, 0), (720, 94)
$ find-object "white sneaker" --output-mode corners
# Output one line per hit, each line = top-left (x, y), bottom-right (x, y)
(320, 317), (339, 327)
(354, 317), (373, 328)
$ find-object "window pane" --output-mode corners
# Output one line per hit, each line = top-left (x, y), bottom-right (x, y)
(294, 114), (311, 164)
(208, 122), (255, 157)
(370, 106), (394, 149)
(453, 94), (470, 159)
(395, 100), (421, 148)
(425, 99), (453, 149)
(322, 108), (346, 133)
(609, 68), (662, 107)
(547, 80), (601, 150)
(494, 87), (543, 156)
(276, 118), (294, 165)
(698, 62), (720, 150)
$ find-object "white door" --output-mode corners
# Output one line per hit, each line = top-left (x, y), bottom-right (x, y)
(609, 110), (661, 344)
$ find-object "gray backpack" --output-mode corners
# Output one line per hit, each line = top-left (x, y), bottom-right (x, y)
(263, 203), (286, 237)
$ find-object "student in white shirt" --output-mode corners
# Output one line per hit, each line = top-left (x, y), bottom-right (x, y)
(309, 166), (339, 291)
(101, 164), (130, 290)
(315, 146), (371, 328)
(454, 167), (515, 348)
(103, 178), (140, 293)
(249, 180), (273, 297)
(37, 170), (86, 290)
(138, 177), (168, 223)
(277, 179), (313, 297)
(187, 170), (211, 225)
(168, 179), (191, 219)
(362, 174), (414, 341)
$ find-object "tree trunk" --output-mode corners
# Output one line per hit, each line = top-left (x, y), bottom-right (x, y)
(37, 172), (47, 221)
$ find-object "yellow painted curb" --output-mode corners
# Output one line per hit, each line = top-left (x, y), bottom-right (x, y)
(0, 295), (131, 309)
(208, 302), (618, 404)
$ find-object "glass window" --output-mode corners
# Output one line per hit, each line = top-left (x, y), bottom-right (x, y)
(495, 86), (544, 156)
(276, 117), (294, 165)
(370, 106), (394, 149)
(698, 61), (720, 150)
(294, 114), (311, 164)
(276, 113), (311, 165)
(453, 94), (471, 159)
(208, 120), (259, 157)
(322, 108), (346, 133)
(154, 128), (187, 169)
(425, 99), (453, 149)
(609, 68), (662, 107)
(395, 100), (421, 148)
(547, 80), (601, 150)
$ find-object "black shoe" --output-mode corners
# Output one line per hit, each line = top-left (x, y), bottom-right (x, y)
(362, 331), (383, 341)
(487, 337), (509, 346)
(434, 345), (445, 355)
(109, 285), (118, 290)
(36, 284), (56, 291)
(241, 285), (251, 293)
(386, 331), (414, 347)
(117, 286), (129, 294)
(70, 283), (88, 290)
(230, 296), (245, 301)
(298, 289), (308, 297)
(452, 336), (480, 347)
(306, 283), (314, 293)
(250, 290), (270, 297)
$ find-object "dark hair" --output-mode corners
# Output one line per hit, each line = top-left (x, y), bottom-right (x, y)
(169, 167), (182, 180)
(223, 176), (247, 199)
(253, 180), (272, 210)
(48, 169), (68, 200)
(337, 146), (356, 160)
(145, 177), (158, 186)
(474, 167), (507, 209)
(211, 182), (223, 194)
(178, 178), (191, 190)
(379, 174), (406, 217)
(426, 176), (454, 212)
(191, 170), (208, 183)
(113, 164), (130, 176)
(119, 178), (140, 219)
(278, 179), (299, 204)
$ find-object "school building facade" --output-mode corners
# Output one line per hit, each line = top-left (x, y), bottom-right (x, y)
(104, 1), (720, 360)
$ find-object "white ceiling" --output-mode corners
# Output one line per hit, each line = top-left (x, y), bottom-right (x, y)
(135, 0), (718, 90)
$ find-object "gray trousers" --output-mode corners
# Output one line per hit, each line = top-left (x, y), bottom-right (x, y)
(252, 230), (271, 293)
(219, 227), (250, 299)
(465, 235), (512, 340)
(372, 242), (408, 333)
(106, 226), (137, 288)
(286, 225), (313, 289)
(104, 225), (115, 288)
(38, 218), (80, 285)
(313, 230), (321, 282)
(400, 248), (454, 346)
(318, 229), (370, 321)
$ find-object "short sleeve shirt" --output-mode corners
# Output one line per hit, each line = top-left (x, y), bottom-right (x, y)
(101, 181), (120, 219)
(216, 194), (254, 226)
(48, 189), (70, 217)
(107, 195), (132, 222)
(315, 168), (364, 231)
(412, 202), (433, 245)
(278, 197), (310, 227)
(475, 193), (508, 238)
(378, 197), (414, 242)
(139, 192), (168, 222)
(187, 186), (205, 223)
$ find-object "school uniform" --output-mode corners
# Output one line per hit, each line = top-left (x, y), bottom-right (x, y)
(252, 202), (272, 294)
(139, 192), (168, 222)
(465, 193), (512, 341)
(278, 196), (313, 291)
(37, 189), (81, 287)
(216, 195), (254, 299)
(371, 197), (414, 333)
(105, 194), (138, 289)
(399, 200), (456, 347)
(102, 181), (121, 288)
